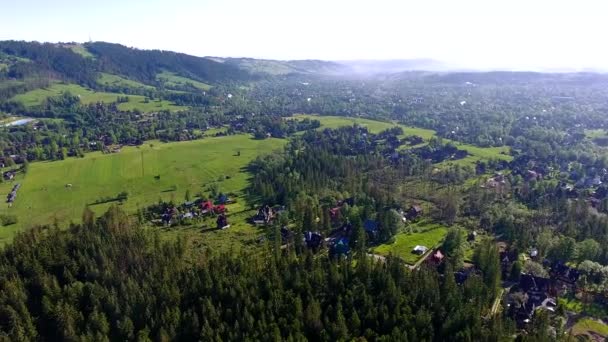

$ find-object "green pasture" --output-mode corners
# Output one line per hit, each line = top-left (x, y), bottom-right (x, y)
(157, 71), (211, 91)
(98, 72), (154, 90)
(372, 221), (448, 264)
(11, 83), (185, 112)
(0, 134), (286, 244)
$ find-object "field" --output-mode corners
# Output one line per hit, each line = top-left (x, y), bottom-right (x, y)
(98, 73), (155, 90)
(0, 134), (286, 244)
(11, 83), (185, 112)
(372, 221), (448, 264)
(67, 44), (95, 59)
(157, 71), (212, 91)
(295, 114), (511, 167)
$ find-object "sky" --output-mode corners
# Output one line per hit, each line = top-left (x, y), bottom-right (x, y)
(1, 0), (607, 71)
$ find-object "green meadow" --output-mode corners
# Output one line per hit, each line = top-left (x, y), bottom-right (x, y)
(11, 83), (186, 112)
(157, 71), (212, 91)
(295, 114), (511, 167)
(372, 221), (448, 264)
(67, 44), (95, 59)
(98, 72), (155, 90)
(0, 134), (286, 244)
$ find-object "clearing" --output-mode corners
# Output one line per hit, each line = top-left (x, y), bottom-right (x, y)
(157, 71), (212, 91)
(372, 221), (449, 264)
(97, 73), (155, 90)
(11, 83), (186, 112)
(0, 134), (286, 244)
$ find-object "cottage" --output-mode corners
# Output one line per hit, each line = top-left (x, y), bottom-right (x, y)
(253, 205), (275, 225)
(330, 237), (350, 257)
(363, 219), (379, 240)
(406, 205), (423, 220)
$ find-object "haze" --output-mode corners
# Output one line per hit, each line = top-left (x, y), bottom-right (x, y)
(1, 0), (607, 71)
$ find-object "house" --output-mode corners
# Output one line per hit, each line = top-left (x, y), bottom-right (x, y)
(364, 219), (379, 240)
(216, 214), (230, 229)
(200, 200), (214, 214)
(413, 245), (428, 255)
(406, 205), (423, 220)
(430, 250), (444, 263)
(253, 205), (275, 225)
(508, 273), (557, 327)
(3, 171), (14, 180)
(551, 261), (580, 286)
(304, 231), (323, 250)
(467, 231), (477, 242)
(329, 237), (350, 257)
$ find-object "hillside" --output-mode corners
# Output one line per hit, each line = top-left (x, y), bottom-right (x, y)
(211, 57), (348, 76)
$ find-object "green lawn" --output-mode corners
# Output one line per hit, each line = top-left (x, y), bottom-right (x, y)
(558, 297), (606, 317)
(157, 71), (211, 91)
(571, 318), (608, 339)
(372, 221), (448, 264)
(294, 114), (511, 168)
(0, 134), (286, 244)
(11, 83), (185, 112)
(98, 73), (154, 90)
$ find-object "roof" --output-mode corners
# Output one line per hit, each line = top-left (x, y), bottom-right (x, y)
(432, 250), (444, 261)
(413, 245), (428, 253)
(411, 205), (423, 212)
(364, 219), (379, 232)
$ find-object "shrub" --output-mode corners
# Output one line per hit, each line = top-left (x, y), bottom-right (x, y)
(0, 214), (17, 226)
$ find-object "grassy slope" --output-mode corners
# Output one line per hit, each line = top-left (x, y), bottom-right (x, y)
(0, 135), (286, 244)
(295, 114), (512, 167)
(68, 44), (95, 59)
(372, 221), (448, 264)
(98, 72), (154, 90)
(157, 71), (211, 91)
(571, 318), (608, 338)
(11, 83), (185, 112)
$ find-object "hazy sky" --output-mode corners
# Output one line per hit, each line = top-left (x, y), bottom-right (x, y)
(1, 0), (607, 70)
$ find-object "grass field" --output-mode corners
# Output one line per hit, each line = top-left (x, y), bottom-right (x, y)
(0, 134), (286, 244)
(372, 221), (448, 264)
(67, 44), (95, 59)
(11, 83), (186, 112)
(98, 73), (154, 90)
(157, 71), (211, 91)
(295, 114), (512, 167)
